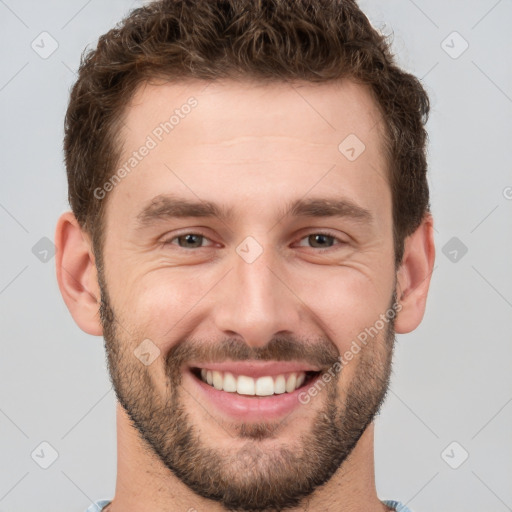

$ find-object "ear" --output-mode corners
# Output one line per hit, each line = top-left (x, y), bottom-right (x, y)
(55, 211), (103, 336)
(394, 213), (435, 334)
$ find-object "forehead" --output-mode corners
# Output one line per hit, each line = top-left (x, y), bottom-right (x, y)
(106, 78), (389, 226)
(122, 78), (385, 149)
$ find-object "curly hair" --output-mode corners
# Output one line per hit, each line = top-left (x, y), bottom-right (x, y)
(64, 0), (430, 267)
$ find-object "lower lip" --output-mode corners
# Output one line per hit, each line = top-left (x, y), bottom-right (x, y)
(184, 370), (319, 422)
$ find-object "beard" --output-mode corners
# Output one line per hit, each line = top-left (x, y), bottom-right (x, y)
(98, 268), (396, 512)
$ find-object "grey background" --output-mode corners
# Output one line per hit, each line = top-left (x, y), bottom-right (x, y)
(0, 0), (511, 511)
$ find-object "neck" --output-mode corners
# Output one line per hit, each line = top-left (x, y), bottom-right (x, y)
(106, 402), (391, 512)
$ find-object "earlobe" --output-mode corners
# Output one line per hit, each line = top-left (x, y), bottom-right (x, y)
(394, 213), (436, 334)
(55, 211), (103, 336)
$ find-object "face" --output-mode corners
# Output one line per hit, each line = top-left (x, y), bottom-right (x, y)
(98, 79), (398, 511)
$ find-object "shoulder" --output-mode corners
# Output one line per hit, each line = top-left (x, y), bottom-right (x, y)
(84, 499), (112, 512)
(382, 500), (415, 512)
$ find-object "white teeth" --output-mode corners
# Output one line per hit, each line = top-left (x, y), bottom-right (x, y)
(274, 375), (286, 394)
(222, 372), (237, 392)
(198, 369), (309, 396)
(255, 376), (274, 396)
(237, 375), (255, 395)
(285, 373), (297, 393)
(212, 371), (223, 390)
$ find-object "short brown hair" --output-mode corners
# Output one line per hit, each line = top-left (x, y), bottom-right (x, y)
(64, 0), (430, 267)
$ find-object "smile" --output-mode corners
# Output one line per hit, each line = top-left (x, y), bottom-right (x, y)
(185, 361), (323, 421)
(192, 368), (319, 397)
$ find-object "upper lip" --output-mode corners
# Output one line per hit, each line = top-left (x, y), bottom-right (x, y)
(188, 361), (321, 378)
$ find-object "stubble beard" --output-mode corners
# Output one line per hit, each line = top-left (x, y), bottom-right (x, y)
(98, 269), (396, 511)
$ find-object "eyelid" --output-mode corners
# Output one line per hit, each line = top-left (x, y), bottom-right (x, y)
(161, 229), (216, 248)
(293, 230), (347, 249)
(162, 229), (347, 250)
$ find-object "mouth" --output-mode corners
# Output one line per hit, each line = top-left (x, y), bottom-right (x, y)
(184, 362), (324, 422)
(191, 367), (320, 397)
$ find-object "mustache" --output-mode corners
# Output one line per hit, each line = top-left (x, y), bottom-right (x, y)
(165, 335), (341, 373)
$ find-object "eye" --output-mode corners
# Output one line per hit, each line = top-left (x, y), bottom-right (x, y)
(295, 232), (345, 250)
(163, 233), (213, 249)
(162, 231), (346, 251)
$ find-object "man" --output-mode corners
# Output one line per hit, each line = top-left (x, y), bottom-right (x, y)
(55, 0), (435, 511)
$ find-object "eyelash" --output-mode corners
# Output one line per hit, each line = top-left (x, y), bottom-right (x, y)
(162, 231), (346, 251)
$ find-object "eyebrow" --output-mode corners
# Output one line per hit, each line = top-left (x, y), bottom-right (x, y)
(136, 194), (235, 227)
(135, 193), (373, 228)
(284, 197), (372, 224)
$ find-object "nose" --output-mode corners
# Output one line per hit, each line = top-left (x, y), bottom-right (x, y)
(211, 242), (303, 349)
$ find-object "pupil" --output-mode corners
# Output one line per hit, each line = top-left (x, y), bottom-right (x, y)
(310, 234), (332, 247)
(178, 234), (333, 249)
(181, 234), (202, 248)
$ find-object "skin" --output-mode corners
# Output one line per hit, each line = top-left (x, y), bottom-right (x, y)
(55, 79), (435, 512)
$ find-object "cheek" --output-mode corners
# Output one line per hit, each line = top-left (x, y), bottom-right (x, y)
(110, 256), (394, 357)
(288, 265), (394, 352)
(114, 268), (217, 347)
